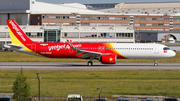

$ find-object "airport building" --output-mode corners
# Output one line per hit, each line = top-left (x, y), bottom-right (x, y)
(99, 2), (180, 43)
(0, 0), (134, 48)
(0, 0), (180, 48)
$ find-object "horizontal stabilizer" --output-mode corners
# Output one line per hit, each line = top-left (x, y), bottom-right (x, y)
(4, 44), (23, 50)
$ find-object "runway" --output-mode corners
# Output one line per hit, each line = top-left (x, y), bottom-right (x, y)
(0, 62), (179, 70)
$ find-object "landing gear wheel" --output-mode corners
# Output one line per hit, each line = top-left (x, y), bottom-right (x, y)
(87, 61), (93, 66)
(154, 63), (158, 66)
(154, 59), (158, 66)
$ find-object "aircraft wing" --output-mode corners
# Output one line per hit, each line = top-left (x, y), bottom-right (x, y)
(67, 40), (107, 59)
(76, 49), (105, 59)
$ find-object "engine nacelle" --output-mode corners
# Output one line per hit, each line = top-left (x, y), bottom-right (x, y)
(100, 54), (116, 64)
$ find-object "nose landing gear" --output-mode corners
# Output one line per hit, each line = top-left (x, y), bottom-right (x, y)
(154, 59), (158, 66)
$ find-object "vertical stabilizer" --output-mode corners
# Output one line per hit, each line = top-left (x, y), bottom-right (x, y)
(6, 19), (34, 46)
(6, 19), (36, 54)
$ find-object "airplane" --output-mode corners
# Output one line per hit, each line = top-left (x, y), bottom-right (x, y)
(4, 19), (176, 66)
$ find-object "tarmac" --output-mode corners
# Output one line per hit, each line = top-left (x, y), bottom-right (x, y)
(0, 62), (179, 70)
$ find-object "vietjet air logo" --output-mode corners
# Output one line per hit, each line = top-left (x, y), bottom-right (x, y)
(110, 58), (114, 63)
(48, 44), (82, 51)
(110, 58), (113, 61)
(9, 20), (26, 41)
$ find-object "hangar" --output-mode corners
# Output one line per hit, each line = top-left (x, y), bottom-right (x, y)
(99, 2), (180, 43)
(0, 0), (135, 49)
(0, 0), (180, 49)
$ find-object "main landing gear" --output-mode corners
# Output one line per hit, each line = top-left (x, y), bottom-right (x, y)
(87, 57), (94, 66)
(87, 61), (93, 66)
(154, 58), (158, 66)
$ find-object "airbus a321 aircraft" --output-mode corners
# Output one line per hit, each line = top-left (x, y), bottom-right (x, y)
(4, 19), (176, 66)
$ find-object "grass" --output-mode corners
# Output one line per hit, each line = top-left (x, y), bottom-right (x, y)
(0, 52), (179, 98)
(160, 43), (180, 46)
(1, 70), (180, 97)
(0, 52), (179, 62)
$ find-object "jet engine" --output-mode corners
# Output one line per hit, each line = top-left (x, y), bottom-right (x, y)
(100, 54), (116, 64)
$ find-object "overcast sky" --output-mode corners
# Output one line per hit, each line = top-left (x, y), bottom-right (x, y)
(37, 0), (180, 4)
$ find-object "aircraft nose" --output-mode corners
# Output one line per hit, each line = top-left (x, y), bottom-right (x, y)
(169, 50), (176, 57)
(172, 51), (176, 57)
(165, 50), (176, 58)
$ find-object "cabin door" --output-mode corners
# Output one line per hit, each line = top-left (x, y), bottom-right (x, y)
(27, 44), (36, 52)
(31, 44), (36, 52)
(154, 45), (159, 54)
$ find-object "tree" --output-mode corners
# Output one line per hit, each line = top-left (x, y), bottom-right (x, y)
(12, 67), (30, 101)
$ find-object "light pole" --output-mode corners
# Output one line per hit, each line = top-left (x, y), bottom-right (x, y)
(97, 88), (102, 101)
(36, 73), (42, 101)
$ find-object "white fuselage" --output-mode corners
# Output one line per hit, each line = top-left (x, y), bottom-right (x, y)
(111, 43), (176, 59)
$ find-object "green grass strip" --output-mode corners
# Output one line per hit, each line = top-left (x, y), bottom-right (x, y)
(1, 70), (180, 97)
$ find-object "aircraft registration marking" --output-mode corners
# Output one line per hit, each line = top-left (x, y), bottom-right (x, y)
(40, 52), (52, 54)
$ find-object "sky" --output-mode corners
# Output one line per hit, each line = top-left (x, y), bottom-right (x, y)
(37, 0), (180, 4)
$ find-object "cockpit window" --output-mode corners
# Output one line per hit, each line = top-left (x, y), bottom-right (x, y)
(163, 47), (170, 50)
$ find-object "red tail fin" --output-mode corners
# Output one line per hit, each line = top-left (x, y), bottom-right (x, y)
(6, 19), (34, 46)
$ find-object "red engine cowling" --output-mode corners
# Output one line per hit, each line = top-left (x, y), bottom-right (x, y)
(100, 54), (116, 64)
